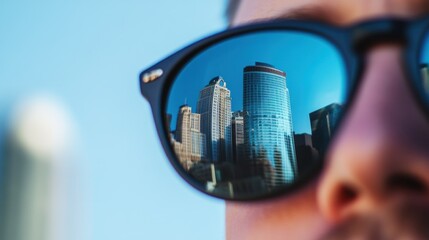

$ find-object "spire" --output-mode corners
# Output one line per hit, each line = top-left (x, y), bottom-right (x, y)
(208, 76), (226, 87)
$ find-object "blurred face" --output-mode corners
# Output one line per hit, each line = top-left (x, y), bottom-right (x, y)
(226, 0), (429, 239)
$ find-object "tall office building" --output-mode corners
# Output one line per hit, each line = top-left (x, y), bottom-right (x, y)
(175, 105), (206, 168)
(231, 111), (245, 164)
(197, 76), (232, 163)
(310, 103), (342, 157)
(243, 62), (297, 186)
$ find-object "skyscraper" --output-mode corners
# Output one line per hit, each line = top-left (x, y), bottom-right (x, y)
(175, 105), (206, 169)
(1, 98), (82, 240)
(310, 103), (342, 157)
(232, 110), (245, 164)
(243, 62), (297, 186)
(197, 76), (232, 163)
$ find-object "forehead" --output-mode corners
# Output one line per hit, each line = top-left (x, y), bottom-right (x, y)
(232, 0), (429, 26)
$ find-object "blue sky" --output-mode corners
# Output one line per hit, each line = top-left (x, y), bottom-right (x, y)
(0, 1), (226, 239)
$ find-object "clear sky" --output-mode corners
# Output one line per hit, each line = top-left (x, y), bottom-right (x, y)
(0, 0), (226, 239)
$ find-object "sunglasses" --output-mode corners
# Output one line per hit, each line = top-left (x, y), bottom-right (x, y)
(139, 17), (429, 201)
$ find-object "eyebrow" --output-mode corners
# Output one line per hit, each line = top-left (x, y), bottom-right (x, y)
(271, 5), (342, 25)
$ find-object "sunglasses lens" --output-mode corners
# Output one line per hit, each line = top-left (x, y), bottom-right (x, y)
(165, 30), (347, 199)
(420, 34), (429, 97)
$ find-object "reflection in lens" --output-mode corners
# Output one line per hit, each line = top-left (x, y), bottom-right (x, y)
(421, 64), (429, 93)
(166, 31), (346, 199)
(419, 32), (429, 96)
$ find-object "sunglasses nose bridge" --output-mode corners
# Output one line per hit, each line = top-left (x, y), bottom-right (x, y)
(351, 19), (407, 52)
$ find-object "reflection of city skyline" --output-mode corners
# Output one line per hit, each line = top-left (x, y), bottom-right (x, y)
(168, 62), (342, 197)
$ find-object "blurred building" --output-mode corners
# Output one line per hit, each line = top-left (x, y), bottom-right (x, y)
(197, 76), (232, 163)
(0, 96), (81, 240)
(310, 103), (342, 157)
(294, 133), (312, 147)
(420, 64), (429, 93)
(294, 133), (319, 176)
(243, 62), (297, 186)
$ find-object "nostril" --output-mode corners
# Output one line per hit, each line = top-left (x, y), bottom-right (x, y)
(385, 173), (427, 194)
(335, 185), (358, 208)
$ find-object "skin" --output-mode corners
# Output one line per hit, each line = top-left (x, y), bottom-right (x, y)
(226, 0), (429, 239)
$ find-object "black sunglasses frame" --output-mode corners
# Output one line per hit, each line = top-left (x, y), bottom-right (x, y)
(139, 16), (429, 201)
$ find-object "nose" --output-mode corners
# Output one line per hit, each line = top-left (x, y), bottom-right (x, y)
(317, 44), (429, 222)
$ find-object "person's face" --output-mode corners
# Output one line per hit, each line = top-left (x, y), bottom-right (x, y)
(226, 0), (429, 239)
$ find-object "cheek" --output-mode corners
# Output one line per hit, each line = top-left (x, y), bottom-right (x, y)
(226, 183), (331, 240)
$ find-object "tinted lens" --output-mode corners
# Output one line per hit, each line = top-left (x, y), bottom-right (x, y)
(419, 33), (429, 97)
(166, 30), (347, 199)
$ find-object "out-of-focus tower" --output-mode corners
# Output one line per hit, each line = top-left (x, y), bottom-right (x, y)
(0, 96), (81, 240)
(243, 62), (297, 186)
(420, 64), (429, 93)
(197, 76), (232, 163)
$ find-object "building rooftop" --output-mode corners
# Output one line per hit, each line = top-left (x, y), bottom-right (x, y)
(208, 76), (226, 87)
(244, 62), (286, 77)
(255, 62), (275, 68)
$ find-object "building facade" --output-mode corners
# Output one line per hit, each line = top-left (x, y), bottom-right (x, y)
(421, 63), (429, 93)
(174, 105), (206, 169)
(243, 62), (297, 186)
(197, 76), (232, 163)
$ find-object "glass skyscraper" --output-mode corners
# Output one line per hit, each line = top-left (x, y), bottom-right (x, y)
(243, 62), (297, 186)
(197, 76), (232, 163)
